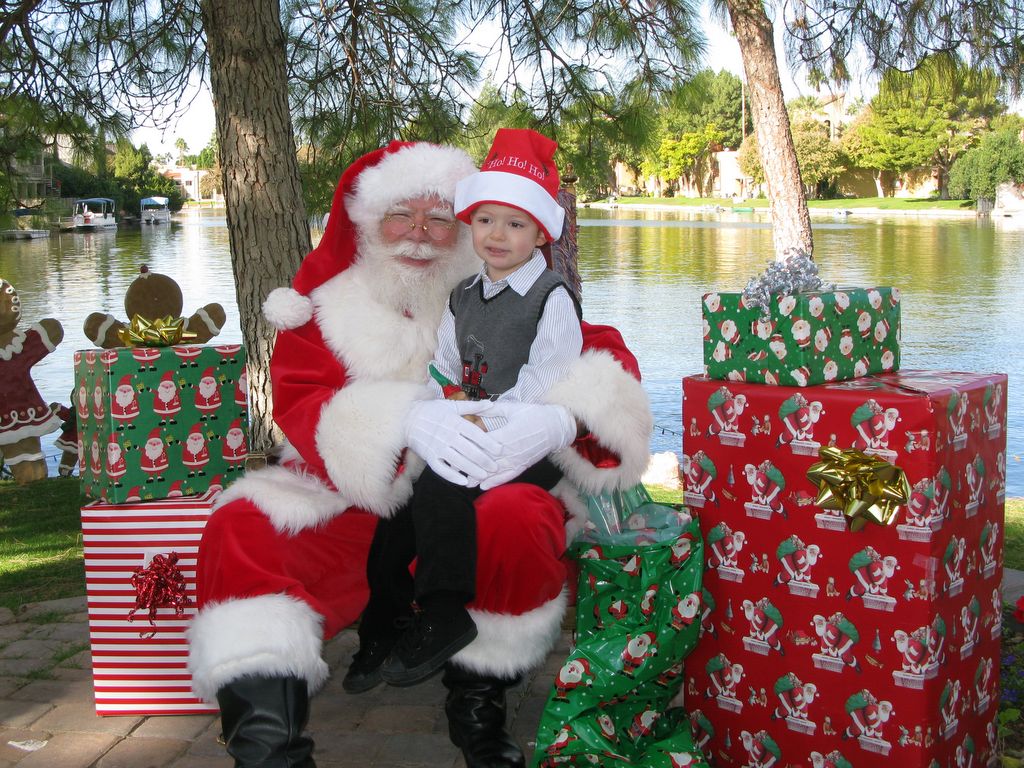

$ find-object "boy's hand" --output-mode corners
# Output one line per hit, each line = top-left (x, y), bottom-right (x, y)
(462, 414), (486, 430)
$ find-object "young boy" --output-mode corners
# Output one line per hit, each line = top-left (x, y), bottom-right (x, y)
(344, 129), (583, 693)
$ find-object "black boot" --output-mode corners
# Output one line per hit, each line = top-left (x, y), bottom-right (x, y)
(443, 665), (525, 768)
(216, 675), (316, 767)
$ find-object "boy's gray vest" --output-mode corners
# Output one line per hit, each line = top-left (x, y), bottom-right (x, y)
(449, 270), (582, 400)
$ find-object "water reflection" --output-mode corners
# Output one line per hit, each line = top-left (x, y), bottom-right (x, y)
(1, 208), (1021, 494)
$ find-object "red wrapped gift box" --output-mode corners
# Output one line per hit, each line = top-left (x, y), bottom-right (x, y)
(682, 371), (1007, 767)
(81, 491), (219, 716)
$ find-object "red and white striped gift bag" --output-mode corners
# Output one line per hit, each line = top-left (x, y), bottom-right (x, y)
(81, 491), (219, 715)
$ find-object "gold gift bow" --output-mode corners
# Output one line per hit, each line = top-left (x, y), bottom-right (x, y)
(117, 314), (198, 347)
(806, 446), (910, 533)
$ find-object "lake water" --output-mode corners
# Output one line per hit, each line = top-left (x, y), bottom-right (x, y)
(2, 207), (1022, 495)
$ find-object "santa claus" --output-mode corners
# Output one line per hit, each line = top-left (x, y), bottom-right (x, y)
(110, 374), (140, 429)
(76, 382), (89, 421)
(105, 435), (126, 485)
(153, 371), (182, 424)
(91, 383), (105, 420)
(670, 592), (702, 630)
(139, 427), (168, 481)
(220, 418), (248, 469)
(89, 436), (102, 477)
(553, 658), (594, 701)
(182, 424), (210, 476)
(234, 367), (248, 409)
(193, 367), (222, 418)
(187, 141), (652, 768)
(621, 632), (658, 676)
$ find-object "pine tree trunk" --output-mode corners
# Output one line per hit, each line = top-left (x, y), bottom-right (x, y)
(725, 0), (814, 260)
(201, 0), (311, 454)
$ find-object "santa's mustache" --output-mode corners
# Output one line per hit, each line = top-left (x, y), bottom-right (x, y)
(388, 240), (443, 262)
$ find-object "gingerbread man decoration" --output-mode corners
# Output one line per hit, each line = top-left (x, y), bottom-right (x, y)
(83, 265), (226, 348)
(0, 279), (65, 484)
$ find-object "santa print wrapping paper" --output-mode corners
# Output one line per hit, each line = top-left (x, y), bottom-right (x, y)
(702, 287), (901, 387)
(73, 344), (248, 503)
(681, 370), (1007, 768)
(532, 496), (708, 766)
(81, 491), (219, 715)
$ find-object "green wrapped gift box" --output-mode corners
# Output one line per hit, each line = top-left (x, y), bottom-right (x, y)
(702, 287), (901, 387)
(73, 344), (248, 503)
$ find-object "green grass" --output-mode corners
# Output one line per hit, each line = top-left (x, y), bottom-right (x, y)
(1007, 498), (1024, 571)
(645, 484), (684, 505)
(0, 478), (85, 612)
(608, 195), (975, 211)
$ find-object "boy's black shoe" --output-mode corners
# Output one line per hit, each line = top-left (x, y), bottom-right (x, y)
(342, 636), (395, 694)
(380, 607), (477, 687)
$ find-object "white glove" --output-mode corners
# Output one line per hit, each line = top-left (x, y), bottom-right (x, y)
(460, 402), (576, 490)
(404, 400), (500, 486)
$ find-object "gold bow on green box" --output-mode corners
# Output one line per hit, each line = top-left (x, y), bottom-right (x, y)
(806, 446), (910, 532)
(117, 315), (198, 347)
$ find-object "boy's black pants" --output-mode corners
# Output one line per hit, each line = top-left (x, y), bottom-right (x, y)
(362, 458), (562, 638)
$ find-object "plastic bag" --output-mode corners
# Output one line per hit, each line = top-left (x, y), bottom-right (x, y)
(532, 485), (709, 766)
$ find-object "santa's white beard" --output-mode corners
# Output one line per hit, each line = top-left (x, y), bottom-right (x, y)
(356, 227), (479, 318)
(145, 442), (163, 460)
(198, 380), (217, 399)
(186, 436), (204, 454)
(115, 387), (134, 407)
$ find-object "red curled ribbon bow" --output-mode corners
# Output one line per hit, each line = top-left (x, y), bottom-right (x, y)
(128, 552), (191, 638)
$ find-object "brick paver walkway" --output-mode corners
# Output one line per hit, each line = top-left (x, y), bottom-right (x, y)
(1, 569), (1022, 767)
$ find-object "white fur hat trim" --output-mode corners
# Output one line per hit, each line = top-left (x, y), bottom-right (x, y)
(346, 143), (477, 232)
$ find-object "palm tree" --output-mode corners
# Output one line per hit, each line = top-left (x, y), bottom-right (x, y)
(174, 137), (188, 166)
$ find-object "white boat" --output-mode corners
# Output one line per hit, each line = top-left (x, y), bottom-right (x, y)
(140, 196), (171, 224)
(62, 198), (118, 230)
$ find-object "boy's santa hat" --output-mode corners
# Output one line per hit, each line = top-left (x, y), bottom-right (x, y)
(263, 142), (477, 330)
(453, 128), (564, 242)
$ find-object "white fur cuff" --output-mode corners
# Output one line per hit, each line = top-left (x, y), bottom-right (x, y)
(263, 287), (314, 330)
(215, 464), (351, 536)
(451, 591), (567, 678)
(315, 380), (422, 517)
(187, 594), (329, 701)
(545, 350), (653, 493)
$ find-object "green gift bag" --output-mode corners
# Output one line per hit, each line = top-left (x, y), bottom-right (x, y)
(532, 486), (709, 767)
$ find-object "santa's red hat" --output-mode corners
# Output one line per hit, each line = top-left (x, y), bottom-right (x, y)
(228, 418), (242, 431)
(118, 374), (133, 388)
(201, 367), (215, 380)
(454, 128), (564, 242)
(189, 423), (203, 437)
(263, 142), (477, 331)
(107, 434), (120, 447)
(160, 370), (175, 383)
(148, 427), (162, 441)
